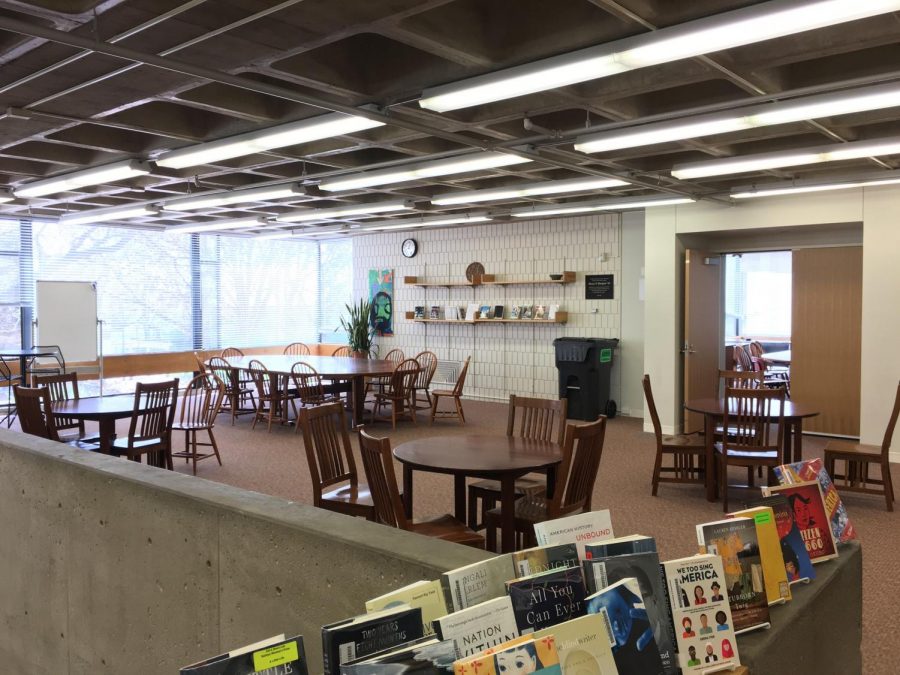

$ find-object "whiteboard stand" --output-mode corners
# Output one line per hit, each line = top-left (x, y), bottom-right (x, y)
(97, 319), (104, 396)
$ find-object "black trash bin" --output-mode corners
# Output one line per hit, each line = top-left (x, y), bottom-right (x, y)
(553, 337), (619, 421)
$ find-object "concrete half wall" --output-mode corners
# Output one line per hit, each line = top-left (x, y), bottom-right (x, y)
(0, 430), (489, 675)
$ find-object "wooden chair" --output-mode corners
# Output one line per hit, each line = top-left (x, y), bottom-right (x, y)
(247, 359), (288, 432)
(825, 380), (899, 511)
(0, 358), (14, 427)
(644, 375), (706, 496)
(430, 357), (471, 424)
(733, 344), (754, 371)
(331, 346), (351, 357)
(221, 347), (244, 359)
(718, 369), (764, 393)
(484, 416), (607, 552)
(410, 350), (438, 412)
(284, 342), (311, 356)
(171, 373), (226, 475)
(111, 379), (179, 470)
(357, 428), (484, 547)
(748, 341), (791, 395)
(26, 345), (65, 381)
(290, 361), (340, 433)
(716, 387), (785, 511)
(365, 348), (404, 398)
(467, 395), (568, 529)
(31, 372), (88, 442)
(207, 356), (256, 424)
(371, 358), (419, 428)
(193, 351), (207, 374)
(298, 402), (375, 519)
(13, 385), (60, 441)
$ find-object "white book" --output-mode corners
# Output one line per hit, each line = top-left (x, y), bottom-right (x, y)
(548, 304), (560, 320)
(533, 509), (614, 560)
(444, 305), (458, 320)
(465, 303), (479, 321)
(441, 554), (516, 612)
(433, 596), (519, 658)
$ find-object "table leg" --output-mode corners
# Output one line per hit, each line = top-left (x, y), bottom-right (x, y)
(500, 475), (516, 553)
(18, 356), (27, 386)
(98, 417), (116, 455)
(454, 475), (466, 523)
(352, 377), (365, 426)
(705, 413), (716, 502)
(793, 420), (804, 463)
(402, 463), (414, 519)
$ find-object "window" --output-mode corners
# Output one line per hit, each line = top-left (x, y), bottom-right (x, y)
(319, 238), (353, 342)
(725, 251), (792, 339)
(0, 219), (20, 350)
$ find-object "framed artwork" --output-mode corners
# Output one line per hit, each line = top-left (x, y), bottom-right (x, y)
(368, 269), (394, 336)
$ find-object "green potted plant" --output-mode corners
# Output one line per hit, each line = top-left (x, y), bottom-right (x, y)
(339, 298), (376, 358)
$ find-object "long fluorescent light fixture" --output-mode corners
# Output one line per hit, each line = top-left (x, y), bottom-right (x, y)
(511, 195), (694, 218)
(319, 152), (531, 192)
(432, 176), (629, 205)
(165, 216), (270, 233)
(156, 113), (383, 169)
(359, 212), (492, 231)
(576, 81), (900, 153)
(0, 189), (13, 204)
(59, 203), (160, 226)
(418, 0), (900, 112)
(257, 224), (348, 240)
(15, 160), (153, 198)
(165, 184), (303, 211)
(731, 170), (900, 199)
(276, 199), (414, 223)
(671, 135), (900, 179)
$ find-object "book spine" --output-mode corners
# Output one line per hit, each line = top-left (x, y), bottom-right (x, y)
(322, 632), (333, 675)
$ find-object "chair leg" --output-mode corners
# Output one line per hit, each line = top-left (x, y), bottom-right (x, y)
(651, 447), (663, 496)
(467, 489), (478, 530)
(456, 396), (466, 424)
(486, 519), (497, 553)
(721, 458), (729, 512)
(191, 430), (198, 476)
(882, 459), (894, 512)
(430, 394), (439, 424)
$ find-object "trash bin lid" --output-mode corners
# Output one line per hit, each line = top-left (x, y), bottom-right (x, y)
(553, 337), (619, 362)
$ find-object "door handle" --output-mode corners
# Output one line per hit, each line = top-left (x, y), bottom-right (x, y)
(681, 342), (696, 354)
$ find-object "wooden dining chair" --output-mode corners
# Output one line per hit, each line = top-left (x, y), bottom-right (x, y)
(284, 342), (311, 356)
(748, 341), (791, 395)
(824, 380), (899, 511)
(111, 379), (180, 470)
(718, 369), (764, 393)
(248, 359), (288, 432)
(644, 375), (706, 496)
(171, 373), (226, 475)
(331, 346), (351, 357)
(365, 348), (404, 399)
(357, 427), (484, 547)
(221, 347), (244, 358)
(207, 356), (256, 424)
(733, 344), (754, 371)
(429, 357), (471, 424)
(467, 394), (568, 530)
(298, 402), (375, 519)
(371, 358), (419, 428)
(0, 358), (15, 427)
(290, 362), (340, 433)
(13, 385), (60, 441)
(32, 372), (85, 440)
(193, 351), (207, 374)
(410, 350), (438, 413)
(716, 387), (785, 511)
(484, 416), (607, 552)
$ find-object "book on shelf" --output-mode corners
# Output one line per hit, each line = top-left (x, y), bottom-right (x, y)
(452, 636), (531, 675)
(444, 305), (459, 321)
(459, 637), (562, 675)
(465, 303), (479, 321)
(533, 509), (614, 560)
(414, 306), (425, 319)
(532, 614), (618, 675)
(433, 596), (519, 659)
(662, 553), (741, 674)
(430, 306), (442, 320)
(762, 480), (838, 563)
(745, 494), (816, 584)
(506, 566), (587, 633)
(478, 304), (492, 319)
(582, 551), (677, 674)
(365, 579), (449, 638)
(773, 457), (857, 543)
(441, 554), (516, 612)
(322, 605), (424, 675)
(511, 542), (580, 578)
(340, 637), (458, 675)
(729, 506), (792, 605)
(181, 634), (307, 675)
(586, 577), (666, 675)
(548, 305), (560, 321)
(521, 305), (534, 320)
(584, 534), (657, 559)
(534, 304), (546, 320)
(696, 517), (770, 633)
(510, 306), (521, 320)
(493, 305), (504, 319)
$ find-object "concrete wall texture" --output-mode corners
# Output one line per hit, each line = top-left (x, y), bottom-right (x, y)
(0, 429), (489, 675)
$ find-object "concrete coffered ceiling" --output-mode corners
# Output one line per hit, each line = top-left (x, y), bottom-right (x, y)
(0, 0), (898, 236)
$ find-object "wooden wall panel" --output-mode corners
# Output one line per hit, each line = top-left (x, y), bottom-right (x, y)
(791, 247), (862, 435)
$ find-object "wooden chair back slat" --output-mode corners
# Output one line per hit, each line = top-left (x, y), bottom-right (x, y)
(549, 417), (607, 518)
(13, 385), (59, 441)
(718, 369), (764, 396)
(32, 372), (83, 435)
(179, 373), (225, 427)
(128, 379), (179, 446)
(358, 428), (408, 529)
(722, 387), (785, 455)
(508, 394), (568, 445)
(284, 342), (311, 356)
(391, 359), (420, 399)
(298, 403), (356, 496)
(383, 348), (405, 364)
(412, 351), (438, 389)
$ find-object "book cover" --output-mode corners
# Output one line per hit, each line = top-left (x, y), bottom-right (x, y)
(534, 305), (546, 320)
(414, 307), (425, 319)
(582, 552), (677, 674)
(663, 554), (741, 674)
(533, 614), (618, 675)
(548, 305), (559, 321)
(533, 509), (614, 560)
(506, 566), (587, 633)
(696, 517), (770, 632)
(730, 506), (792, 605)
(774, 457), (857, 543)
(181, 634), (308, 675)
(584, 534), (657, 560)
(323, 606), (424, 675)
(586, 577), (666, 675)
(430, 306), (442, 320)
(511, 306), (521, 320)
(493, 305), (504, 319)
(445, 305), (459, 321)
(511, 543), (580, 578)
(433, 596), (519, 659)
(465, 304), (479, 321)
(762, 480), (839, 564)
(452, 636), (531, 675)
(366, 579), (449, 638)
(478, 304), (492, 319)
(441, 555), (516, 612)
(521, 305), (534, 320)
(341, 637), (458, 675)
(745, 494), (816, 583)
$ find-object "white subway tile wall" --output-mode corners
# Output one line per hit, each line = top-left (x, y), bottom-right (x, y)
(353, 214), (622, 402)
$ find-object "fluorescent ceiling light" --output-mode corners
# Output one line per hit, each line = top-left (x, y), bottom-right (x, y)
(59, 203), (160, 226)
(15, 160), (152, 198)
(418, 0), (900, 112)
(432, 176), (629, 205)
(511, 195), (694, 218)
(671, 136), (900, 179)
(731, 171), (900, 198)
(276, 199), (414, 223)
(576, 81), (900, 153)
(319, 152), (531, 192)
(165, 217), (269, 233)
(0, 189), (13, 204)
(156, 113), (383, 169)
(359, 212), (492, 231)
(257, 224), (348, 240)
(165, 184), (303, 211)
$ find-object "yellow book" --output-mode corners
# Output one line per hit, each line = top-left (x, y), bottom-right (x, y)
(732, 506), (792, 605)
(453, 636), (531, 675)
(365, 579), (449, 638)
(458, 638), (562, 675)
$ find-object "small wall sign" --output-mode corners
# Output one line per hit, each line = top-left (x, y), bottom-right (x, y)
(585, 274), (614, 300)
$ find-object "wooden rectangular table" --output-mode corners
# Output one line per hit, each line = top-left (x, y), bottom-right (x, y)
(762, 349), (791, 365)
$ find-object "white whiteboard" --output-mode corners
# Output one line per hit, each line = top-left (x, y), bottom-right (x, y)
(36, 281), (98, 362)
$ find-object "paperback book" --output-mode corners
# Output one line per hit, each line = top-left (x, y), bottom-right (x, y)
(445, 305), (460, 321)
(730, 506), (792, 605)
(745, 494), (816, 583)
(696, 517), (770, 633)
(366, 579), (449, 638)
(663, 554), (741, 674)
(534, 305), (546, 319)
(532, 614), (618, 675)
(181, 634), (307, 675)
(548, 305), (559, 321)
(441, 554), (516, 612)
(452, 636), (531, 675)
(585, 577), (666, 675)
(773, 457), (857, 543)
(322, 605), (423, 675)
(510, 306), (521, 320)
(511, 543), (579, 578)
(493, 305), (504, 319)
(478, 305), (492, 319)
(414, 307), (425, 320)
(430, 306), (442, 320)
(465, 303), (479, 321)
(433, 596), (519, 659)
(521, 305), (534, 320)
(533, 509), (614, 560)
(506, 566), (587, 633)
(584, 534), (657, 559)
(340, 637), (458, 675)
(762, 480), (839, 564)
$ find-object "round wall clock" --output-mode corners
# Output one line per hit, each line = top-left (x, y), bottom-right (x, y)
(401, 238), (418, 258)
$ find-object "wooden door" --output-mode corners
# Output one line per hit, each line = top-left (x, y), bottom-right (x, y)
(683, 250), (722, 432)
(791, 247), (862, 435)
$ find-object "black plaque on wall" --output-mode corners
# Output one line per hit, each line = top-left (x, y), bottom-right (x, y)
(585, 274), (614, 300)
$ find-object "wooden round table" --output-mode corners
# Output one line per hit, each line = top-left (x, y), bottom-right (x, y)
(393, 435), (563, 553)
(52, 394), (136, 454)
(684, 397), (819, 501)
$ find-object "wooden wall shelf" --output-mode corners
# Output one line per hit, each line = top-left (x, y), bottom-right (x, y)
(405, 311), (568, 324)
(403, 272), (574, 287)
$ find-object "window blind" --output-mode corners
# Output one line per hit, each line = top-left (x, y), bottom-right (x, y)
(318, 238), (353, 342)
(0, 219), (20, 349)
